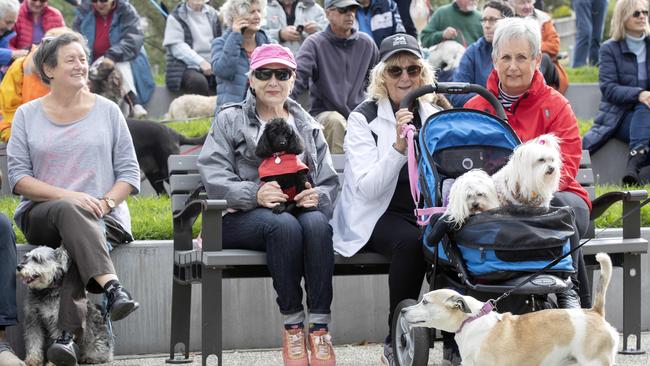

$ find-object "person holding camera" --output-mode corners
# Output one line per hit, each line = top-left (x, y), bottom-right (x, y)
(263, 0), (328, 55)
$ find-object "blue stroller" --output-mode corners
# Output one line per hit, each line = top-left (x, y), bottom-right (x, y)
(389, 83), (577, 366)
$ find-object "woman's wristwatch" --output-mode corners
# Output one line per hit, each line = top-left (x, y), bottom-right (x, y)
(101, 197), (116, 212)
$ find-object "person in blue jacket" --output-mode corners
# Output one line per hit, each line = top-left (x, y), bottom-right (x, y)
(355, 0), (405, 47)
(211, 0), (270, 111)
(583, 0), (650, 185)
(0, 0), (27, 82)
(73, 0), (155, 118)
(449, 1), (513, 107)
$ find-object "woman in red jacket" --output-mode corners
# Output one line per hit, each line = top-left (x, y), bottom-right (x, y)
(465, 17), (591, 310)
(9, 0), (65, 50)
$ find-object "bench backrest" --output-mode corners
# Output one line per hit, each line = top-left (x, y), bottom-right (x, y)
(169, 151), (596, 213)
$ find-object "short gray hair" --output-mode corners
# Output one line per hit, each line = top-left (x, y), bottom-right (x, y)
(491, 17), (541, 59)
(0, 0), (19, 18)
(220, 0), (266, 28)
(33, 32), (89, 86)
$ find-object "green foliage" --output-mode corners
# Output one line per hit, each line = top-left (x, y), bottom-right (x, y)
(603, 0), (616, 41)
(577, 119), (593, 137)
(551, 5), (572, 19)
(166, 118), (212, 136)
(594, 185), (650, 228)
(565, 66), (599, 83)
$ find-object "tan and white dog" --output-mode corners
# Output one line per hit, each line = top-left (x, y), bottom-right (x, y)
(402, 253), (618, 366)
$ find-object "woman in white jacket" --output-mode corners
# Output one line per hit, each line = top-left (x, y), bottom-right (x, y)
(330, 33), (442, 365)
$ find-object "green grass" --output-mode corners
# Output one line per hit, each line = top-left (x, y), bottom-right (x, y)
(3, 183), (650, 244)
(566, 66), (599, 83)
(165, 118), (212, 137)
(578, 119), (593, 137)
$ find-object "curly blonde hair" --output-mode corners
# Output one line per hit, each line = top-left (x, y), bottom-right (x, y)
(366, 52), (436, 103)
(220, 0), (266, 28)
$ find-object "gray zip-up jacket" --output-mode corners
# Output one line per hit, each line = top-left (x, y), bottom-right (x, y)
(198, 92), (339, 218)
(262, 0), (328, 55)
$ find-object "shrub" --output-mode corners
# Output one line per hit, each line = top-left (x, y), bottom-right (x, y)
(551, 5), (573, 19)
(566, 66), (599, 83)
(166, 118), (212, 136)
(578, 119), (593, 137)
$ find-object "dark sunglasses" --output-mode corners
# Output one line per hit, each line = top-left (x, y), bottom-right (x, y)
(336, 6), (357, 14)
(253, 68), (293, 81)
(633, 10), (649, 18)
(91, 0), (111, 3)
(386, 65), (422, 79)
(31, 0), (48, 3)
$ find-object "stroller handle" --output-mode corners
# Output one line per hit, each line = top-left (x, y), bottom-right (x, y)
(400, 83), (508, 121)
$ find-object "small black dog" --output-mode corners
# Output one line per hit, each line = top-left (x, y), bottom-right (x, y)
(127, 119), (207, 195)
(256, 118), (312, 214)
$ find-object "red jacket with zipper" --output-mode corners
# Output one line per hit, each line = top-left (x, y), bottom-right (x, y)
(464, 69), (591, 210)
(10, 4), (65, 50)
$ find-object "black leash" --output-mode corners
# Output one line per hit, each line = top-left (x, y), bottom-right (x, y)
(492, 196), (650, 306)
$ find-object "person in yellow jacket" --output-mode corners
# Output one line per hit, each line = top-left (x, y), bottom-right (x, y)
(0, 27), (70, 143)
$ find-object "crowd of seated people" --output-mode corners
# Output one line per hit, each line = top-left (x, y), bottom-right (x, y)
(0, 1), (636, 366)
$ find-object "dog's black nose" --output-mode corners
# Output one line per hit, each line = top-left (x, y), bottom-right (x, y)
(546, 166), (555, 174)
(472, 202), (480, 209)
(16, 264), (23, 272)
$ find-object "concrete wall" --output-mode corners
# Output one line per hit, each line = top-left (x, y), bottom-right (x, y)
(6, 230), (650, 357)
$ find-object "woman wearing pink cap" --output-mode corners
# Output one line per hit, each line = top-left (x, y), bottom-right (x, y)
(198, 43), (339, 366)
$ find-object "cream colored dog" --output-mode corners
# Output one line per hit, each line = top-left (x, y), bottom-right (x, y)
(402, 253), (618, 366)
(165, 94), (217, 120)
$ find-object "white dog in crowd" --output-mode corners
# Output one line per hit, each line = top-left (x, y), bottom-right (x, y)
(402, 253), (618, 366)
(427, 40), (466, 73)
(165, 94), (217, 120)
(445, 169), (500, 229)
(492, 133), (562, 208)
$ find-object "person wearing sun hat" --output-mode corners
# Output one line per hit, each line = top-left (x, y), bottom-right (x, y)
(331, 32), (443, 366)
(291, 0), (379, 154)
(198, 43), (339, 366)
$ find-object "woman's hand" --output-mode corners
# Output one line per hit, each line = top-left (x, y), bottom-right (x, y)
(295, 182), (319, 208)
(232, 17), (250, 33)
(200, 61), (213, 76)
(639, 91), (650, 108)
(64, 192), (104, 218)
(303, 21), (320, 34)
(257, 181), (288, 208)
(393, 108), (414, 154)
(280, 26), (301, 42)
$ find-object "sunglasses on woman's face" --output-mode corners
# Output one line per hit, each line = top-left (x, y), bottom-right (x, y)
(632, 10), (649, 18)
(253, 68), (292, 81)
(336, 6), (357, 14)
(30, 0), (48, 3)
(386, 65), (422, 79)
(91, 0), (111, 3)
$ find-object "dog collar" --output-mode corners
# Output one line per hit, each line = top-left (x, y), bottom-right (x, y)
(456, 301), (494, 334)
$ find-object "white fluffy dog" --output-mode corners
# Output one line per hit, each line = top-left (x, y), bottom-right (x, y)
(402, 253), (618, 366)
(165, 94), (217, 120)
(17, 246), (113, 366)
(445, 169), (500, 229)
(492, 134), (562, 208)
(427, 40), (466, 72)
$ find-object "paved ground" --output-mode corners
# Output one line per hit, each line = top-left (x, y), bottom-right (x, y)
(99, 333), (650, 365)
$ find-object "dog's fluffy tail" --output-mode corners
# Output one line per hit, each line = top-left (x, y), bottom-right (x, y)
(591, 252), (612, 316)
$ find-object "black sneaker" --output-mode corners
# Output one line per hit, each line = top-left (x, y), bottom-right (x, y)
(46, 331), (79, 366)
(442, 345), (462, 366)
(107, 286), (140, 321)
(380, 341), (395, 366)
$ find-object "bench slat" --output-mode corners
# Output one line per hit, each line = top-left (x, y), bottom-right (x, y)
(577, 168), (594, 186)
(169, 155), (199, 174)
(584, 186), (596, 200)
(170, 174), (202, 194)
(580, 150), (591, 168)
(581, 237), (648, 255)
(199, 250), (391, 267)
(172, 194), (190, 213)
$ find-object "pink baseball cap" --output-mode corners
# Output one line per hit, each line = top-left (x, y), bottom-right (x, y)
(250, 44), (297, 70)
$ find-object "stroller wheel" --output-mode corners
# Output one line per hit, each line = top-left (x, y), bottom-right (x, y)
(391, 299), (430, 366)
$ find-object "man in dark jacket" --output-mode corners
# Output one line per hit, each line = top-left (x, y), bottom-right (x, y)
(291, 0), (379, 154)
(355, 0), (405, 47)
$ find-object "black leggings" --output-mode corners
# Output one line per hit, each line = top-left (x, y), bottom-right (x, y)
(365, 211), (427, 332)
(180, 69), (216, 96)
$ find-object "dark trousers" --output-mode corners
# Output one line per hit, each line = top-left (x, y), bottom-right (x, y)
(395, 0), (417, 38)
(222, 208), (334, 324)
(572, 0), (608, 67)
(180, 69), (216, 96)
(540, 53), (560, 90)
(614, 103), (650, 151)
(550, 190), (592, 308)
(0, 214), (17, 328)
(366, 211), (427, 332)
(20, 199), (122, 334)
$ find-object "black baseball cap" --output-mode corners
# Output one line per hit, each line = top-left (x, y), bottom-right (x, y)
(379, 34), (422, 62)
(324, 0), (361, 9)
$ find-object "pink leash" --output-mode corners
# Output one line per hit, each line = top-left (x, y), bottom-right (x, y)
(400, 124), (445, 226)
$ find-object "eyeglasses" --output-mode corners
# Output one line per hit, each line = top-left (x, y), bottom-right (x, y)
(30, 0), (48, 3)
(253, 68), (292, 81)
(632, 10), (649, 18)
(480, 17), (503, 25)
(91, 0), (111, 3)
(335, 6), (357, 14)
(386, 65), (422, 79)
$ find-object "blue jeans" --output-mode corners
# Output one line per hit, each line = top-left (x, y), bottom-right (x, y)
(222, 208), (334, 325)
(0, 214), (17, 328)
(614, 103), (650, 150)
(572, 0), (608, 67)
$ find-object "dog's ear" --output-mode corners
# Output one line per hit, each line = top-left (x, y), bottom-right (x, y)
(53, 247), (71, 271)
(255, 129), (273, 158)
(448, 295), (472, 313)
(286, 128), (304, 155)
(108, 69), (122, 87)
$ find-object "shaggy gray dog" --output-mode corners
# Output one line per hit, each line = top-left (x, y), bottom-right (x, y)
(16, 246), (113, 366)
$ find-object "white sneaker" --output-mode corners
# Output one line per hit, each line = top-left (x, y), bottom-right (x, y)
(132, 104), (148, 119)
